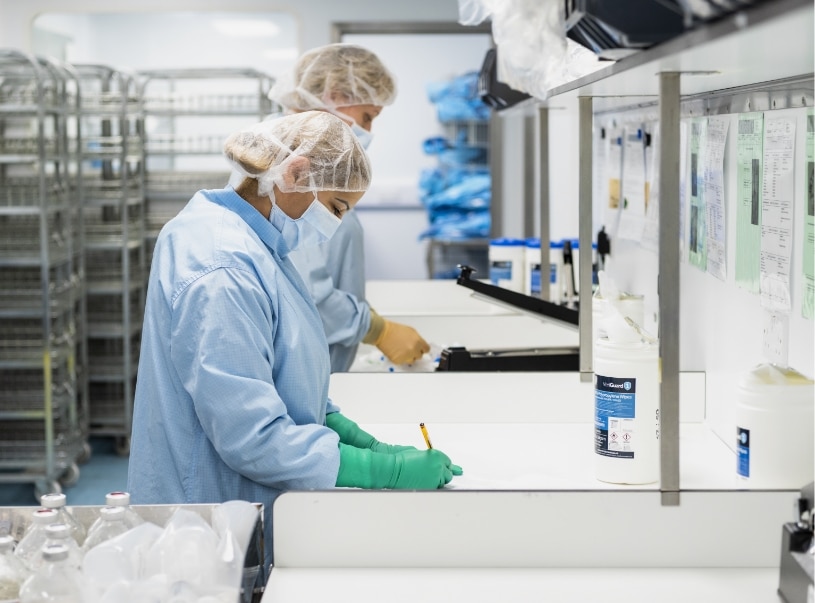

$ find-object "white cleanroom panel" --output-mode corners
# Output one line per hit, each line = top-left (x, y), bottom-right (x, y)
(273, 489), (795, 568)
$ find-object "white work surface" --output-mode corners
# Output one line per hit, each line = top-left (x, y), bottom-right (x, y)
(365, 279), (517, 316)
(351, 313), (579, 371)
(265, 567), (779, 603)
(265, 372), (796, 602)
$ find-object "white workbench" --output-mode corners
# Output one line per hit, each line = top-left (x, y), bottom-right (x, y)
(355, 280), (579, 371)
(265, 372), (796, 602)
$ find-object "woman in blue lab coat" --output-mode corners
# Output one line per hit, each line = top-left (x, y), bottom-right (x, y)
(128, 111), (461, 564)
(268, 43), (431, 372)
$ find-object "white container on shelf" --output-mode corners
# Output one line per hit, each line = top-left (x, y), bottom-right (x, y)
(548, 240), (564, 304)
(735, 363), (814, 488)
(524, 238), (541, 296)
(488, 238), (525, 293)
(594, 332), (660, 485)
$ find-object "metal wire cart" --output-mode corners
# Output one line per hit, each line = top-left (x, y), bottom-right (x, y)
(136, 68), (276, 266)
(0, 50), (88, 498)
(74, 64), (146, 456)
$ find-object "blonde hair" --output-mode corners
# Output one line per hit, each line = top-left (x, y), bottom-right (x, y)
(269, 44), (397, 112)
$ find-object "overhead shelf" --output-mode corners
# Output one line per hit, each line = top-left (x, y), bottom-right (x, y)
(545, 0), (813, 106)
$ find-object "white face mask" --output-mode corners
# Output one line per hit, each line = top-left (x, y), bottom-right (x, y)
(271, 193), (341, 250)
(350, 122), (374, 150)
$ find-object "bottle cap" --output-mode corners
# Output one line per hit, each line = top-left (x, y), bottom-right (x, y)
(41, 543), (69, 562)
(40, 492), (67, 509)
(45, 523), (71, 539)
(31, 508), (59, 524)
(0, 535), (14, 551)
(105, 491), (131, 506)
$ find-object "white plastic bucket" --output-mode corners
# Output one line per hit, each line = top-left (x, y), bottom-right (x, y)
(594, 338), (660, 485)
(488, 238), (526, 293)
(735, 364), (814, 488)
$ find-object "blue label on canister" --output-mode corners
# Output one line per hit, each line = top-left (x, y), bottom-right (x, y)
(736, 427), (750, 477)
(530, 266), (541, 294)
(595, 374), (636, 459)
(490, 260), (512, 285)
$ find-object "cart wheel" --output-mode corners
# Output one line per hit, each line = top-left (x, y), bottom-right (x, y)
(34, 479), (62, 502)
(77, 441), (92, 465)
(59, 463), (80, 488)
(114, 436), (131, 457)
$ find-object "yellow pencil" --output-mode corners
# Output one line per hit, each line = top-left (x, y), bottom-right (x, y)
(419, 422), (433, 449)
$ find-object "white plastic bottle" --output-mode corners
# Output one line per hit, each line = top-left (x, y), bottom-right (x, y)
(39, 493), (86, 546)
(14, 509), (59, 570)
(18, 544), (82, 603)
(594, 311), (660, 485)
(488, 238), (526, 293)
(29, 524), (83, 572)
(82, 506), (129, 552)
(735, 363), (814, 488)
(0, 534), (28, 601)
(105, 491), (145, 529)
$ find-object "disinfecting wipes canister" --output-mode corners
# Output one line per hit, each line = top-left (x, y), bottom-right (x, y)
(735, 363), (814, 488)
(488, 238), (526, 293)
(594, 338), (660, 485)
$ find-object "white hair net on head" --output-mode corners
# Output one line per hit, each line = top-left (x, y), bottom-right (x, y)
(268, 43), (397, 113)
(223, 111), (372, 198)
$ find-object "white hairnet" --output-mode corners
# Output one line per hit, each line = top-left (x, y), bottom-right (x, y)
(268, 43), (397, 112)
(224, 111), (372, 197)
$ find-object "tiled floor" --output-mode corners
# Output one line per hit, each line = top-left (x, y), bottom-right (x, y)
(0, 437), (130, 508)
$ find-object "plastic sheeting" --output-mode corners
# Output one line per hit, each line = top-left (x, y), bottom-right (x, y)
(457, 0), (606, 99)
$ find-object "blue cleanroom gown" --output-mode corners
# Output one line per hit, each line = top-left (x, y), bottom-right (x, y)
(289, 209), (372, 372)
(127, 188), (341, 565)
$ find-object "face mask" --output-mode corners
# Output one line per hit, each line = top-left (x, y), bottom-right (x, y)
(271, 193), (341, 250)
(350, 122), (374, 150)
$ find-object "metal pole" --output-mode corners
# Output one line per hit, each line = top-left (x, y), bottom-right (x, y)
(578, 96), (593, 382)
(658, 72), (681, 506)
(535, 105), (550, 300)
(489, 111), (503, 239)
(523, 113), (536, 238)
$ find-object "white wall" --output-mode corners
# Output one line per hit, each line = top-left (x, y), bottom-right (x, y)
(1, 2), (488, 280)
(0, 0), (461, 52)
(599, 106), (814, 447)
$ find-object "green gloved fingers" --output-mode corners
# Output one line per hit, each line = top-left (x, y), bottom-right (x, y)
(336, 445), (464, 490)
(336, 443), (397, 489)
(369, 441), (420, 455)
(388, 449), (460, 490)
(326, 412), (417, 455)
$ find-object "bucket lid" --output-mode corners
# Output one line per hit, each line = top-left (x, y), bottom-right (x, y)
(490, 237), (525, 246)
(740, 363), (814, 388)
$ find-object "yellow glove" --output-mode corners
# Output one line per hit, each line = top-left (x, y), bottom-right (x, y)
(364, 309), (430, 365)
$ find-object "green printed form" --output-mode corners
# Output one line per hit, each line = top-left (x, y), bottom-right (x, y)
(735, 113), (764, 292)
(804, 110), (814, 319)
(688, 118), (707, 269)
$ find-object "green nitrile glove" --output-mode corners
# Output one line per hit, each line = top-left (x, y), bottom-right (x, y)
(389, 449), (462, 489)
(336, 443), (397, 489)
(336, 445), (463, 490)
(326, 412), (418, 455)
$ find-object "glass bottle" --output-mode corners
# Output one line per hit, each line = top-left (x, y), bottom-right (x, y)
(29, 524), (83, 572)
(0, 534), (28, 601)
(39, 493), (86, 546)
(104, 491), (144, 529)
(82, 506), (128, 552)
(14, 508), (59, 570)
(18, 543), (82, 603)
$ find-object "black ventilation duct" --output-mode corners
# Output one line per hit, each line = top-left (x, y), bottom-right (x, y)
(477, 48), (531, 111)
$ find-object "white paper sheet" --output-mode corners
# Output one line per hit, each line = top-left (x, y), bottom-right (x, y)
(704, 116), (730, 281)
